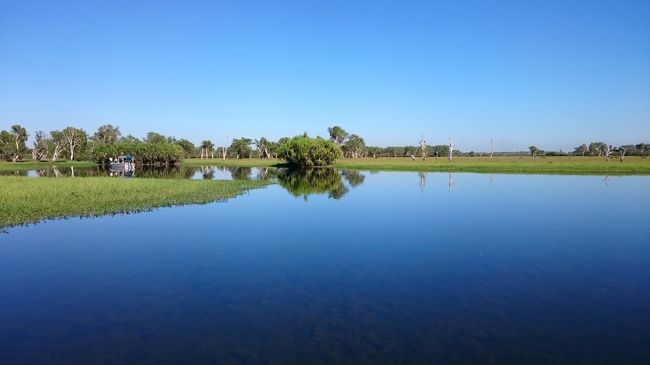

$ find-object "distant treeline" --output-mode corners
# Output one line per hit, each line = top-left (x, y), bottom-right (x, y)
(1, 123), (648, 164)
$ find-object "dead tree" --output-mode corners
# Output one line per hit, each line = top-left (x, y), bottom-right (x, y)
(448, 137), (456, 162)
(419, 135), (427, 160)
(619, 148), (626, 162)
(604, 145), (614, 161)
(490, 139), (495, 159)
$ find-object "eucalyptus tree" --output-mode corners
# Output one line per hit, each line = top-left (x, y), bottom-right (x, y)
(574, 144), (588, 156)
(49, 130), (66, 161)
(93, 124), (121, 144)
(419, 135), (427, 160)
(344, 134), (365, 158)
(0, 124), (29, 162)
(200, 140), (215, 159)
(489, 139), (495, 159)
(32, 131), (49, 160)
(529, 145), (539, 157)
(448, 137), (456, 162)
(62, 127), (87, 160)
(255, 137), (272, 158)
(145, 132), (167, 144)
(229, 137), (253, 159)
(327, 125), (349, 147)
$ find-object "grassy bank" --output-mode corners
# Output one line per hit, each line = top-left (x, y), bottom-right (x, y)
(0, 177), (269, 228)
(183, 156), (650, 174)
(0, 160), (97, 171)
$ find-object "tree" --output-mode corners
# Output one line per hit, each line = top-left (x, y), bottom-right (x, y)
(200, 140), (215, 159)
(145, 132), (167, 144)
(589, 142), (607, 156)
(490, 139), (495, 159)
(343, 134), (365, 158)
(174, 139), (196, 158)
(255, 137), (272, 158)
(419, 136), (427, 160)
(93, 124), (121, 144)
(49, 130), (66, 161)
(574, 144), (588, 156)
(529, 145), (539, 157)
(278, 135), (342, 167)
(327, 126), (349, 147)
(229, 137), (253, 159)
(32, 131), (49, 160)
(62, 127), (87, 160)
(449, 137), (456, 162)
(0, 124), (29, 162)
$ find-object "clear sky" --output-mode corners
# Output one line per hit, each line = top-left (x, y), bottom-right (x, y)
(1, 0), (649, 151)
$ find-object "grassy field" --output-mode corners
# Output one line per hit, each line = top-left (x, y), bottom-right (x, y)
(183, 156), (650, 174)
(0, 176), (269, 228)
(0, 160), (97, 171)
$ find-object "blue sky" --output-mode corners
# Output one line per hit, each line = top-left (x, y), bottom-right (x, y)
(1, 0), (648, 151)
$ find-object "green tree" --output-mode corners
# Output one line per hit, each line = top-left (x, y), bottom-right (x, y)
(174, 139), (196, 158)
(278, 135), (342, 167)
(200, 140), (215, 159)
(32, 131), (49, 160)
(93, 124), (121, 144)
(62, 127), (87, 160)
(327, 125), (349, 147)
(343, 134), (365, 158)
(145, 132), (167, 144)
(529, 145), (539, 157)
(574, 144), (588, 156)
(0, 124), (29, 162)
(229, 137), (253, 158)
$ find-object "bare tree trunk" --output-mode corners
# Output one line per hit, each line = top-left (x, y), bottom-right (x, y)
(490, 139), (495, 159)
(448, 137), (455, 162)
(619, 148), (625, 162)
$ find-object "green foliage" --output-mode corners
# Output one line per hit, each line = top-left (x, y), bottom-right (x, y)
(228, 137), (253, 158)
(93, 124), (121, 144)
(0, 125), (29, 161)
(145, 131), (168, 144)
(93, 140), (185, 165)
(277, 135), (342, 167)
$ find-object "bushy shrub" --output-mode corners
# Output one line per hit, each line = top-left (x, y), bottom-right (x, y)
(277, 136), (341, 167)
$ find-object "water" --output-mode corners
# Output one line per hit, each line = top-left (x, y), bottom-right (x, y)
(1, 171), (649, 364)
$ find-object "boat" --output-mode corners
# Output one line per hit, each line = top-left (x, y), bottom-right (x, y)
(109, 155), (135, 172)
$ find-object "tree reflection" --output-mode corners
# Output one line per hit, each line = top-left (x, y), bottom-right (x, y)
(277, 168), (362, 200)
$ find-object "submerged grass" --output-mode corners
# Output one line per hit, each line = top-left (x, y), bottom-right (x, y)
(0, 160), (97, 171)
(183, 156), (650, 174)
(0, 176), (269, 228)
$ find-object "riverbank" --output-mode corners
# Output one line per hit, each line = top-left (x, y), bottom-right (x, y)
(0, 160), (97, 171)
(0, 177), (269, 228)
(183, 156), (650, 174)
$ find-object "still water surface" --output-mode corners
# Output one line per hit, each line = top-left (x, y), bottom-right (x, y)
(1, 170), (649, 364)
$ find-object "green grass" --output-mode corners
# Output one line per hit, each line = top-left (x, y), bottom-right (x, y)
(0, 160), (97, 171)
(182, 156), (650, 174)
(0, 176), (269, 228)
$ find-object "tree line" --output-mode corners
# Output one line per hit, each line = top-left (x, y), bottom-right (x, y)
(1, 123), (648, 165)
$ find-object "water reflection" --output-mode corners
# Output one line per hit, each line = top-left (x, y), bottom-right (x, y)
(277, 168), (351, 200)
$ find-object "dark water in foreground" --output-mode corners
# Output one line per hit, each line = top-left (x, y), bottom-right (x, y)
(1, 171), (649, 364)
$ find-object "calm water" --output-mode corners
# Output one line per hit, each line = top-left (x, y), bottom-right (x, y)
(1, 170), (649, 364)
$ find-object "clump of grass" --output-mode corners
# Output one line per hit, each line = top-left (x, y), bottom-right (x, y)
(0, 177), (270, 228)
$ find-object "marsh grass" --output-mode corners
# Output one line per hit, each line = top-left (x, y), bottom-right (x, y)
(183, 156), (650, 174)
(0, 160), (97, 171)
(0, 176), (269, 228)
(333, 156), (650, 174)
